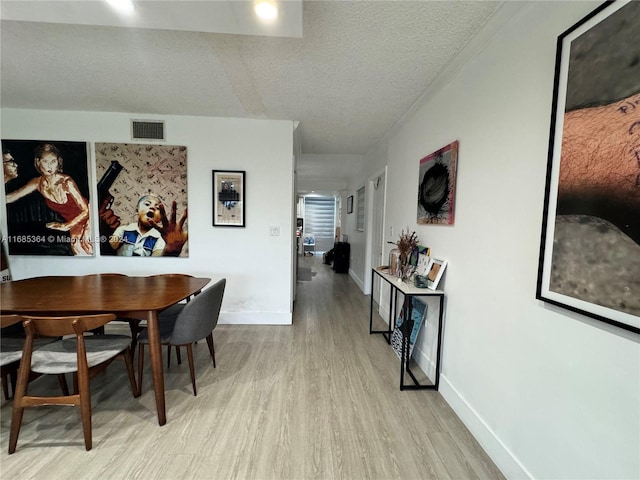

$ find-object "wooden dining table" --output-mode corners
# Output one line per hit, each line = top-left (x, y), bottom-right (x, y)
(0, 274), (210, 426)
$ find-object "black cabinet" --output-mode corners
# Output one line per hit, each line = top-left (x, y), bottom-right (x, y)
(333, 242), (350, 273)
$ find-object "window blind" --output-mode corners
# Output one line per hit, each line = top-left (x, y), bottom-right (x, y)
(304, 197), (336, 253)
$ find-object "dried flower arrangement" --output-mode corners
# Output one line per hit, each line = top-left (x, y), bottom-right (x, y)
(396, 227), (419, 279)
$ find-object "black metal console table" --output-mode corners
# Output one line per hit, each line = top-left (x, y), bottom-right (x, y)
(369, 267), (445, 390)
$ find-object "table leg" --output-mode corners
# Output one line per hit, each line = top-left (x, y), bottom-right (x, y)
(146, 310), (166, 426)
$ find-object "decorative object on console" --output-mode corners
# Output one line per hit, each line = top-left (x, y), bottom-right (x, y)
(415, 245), (431, 276)
(395, 227), (419, 281)
(413, 275), (428, 289)
(391, 297), (428, 359)
(426, 257), (447, 290)
(388, 248), (400, 277)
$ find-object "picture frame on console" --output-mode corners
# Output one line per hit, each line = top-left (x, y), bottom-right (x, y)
(426, 258), (447, 291)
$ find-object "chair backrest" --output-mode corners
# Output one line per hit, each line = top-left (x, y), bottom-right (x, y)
(17, 314), (117, 377)
(20, 314), (116, 339)
(170, 278), (226, 345)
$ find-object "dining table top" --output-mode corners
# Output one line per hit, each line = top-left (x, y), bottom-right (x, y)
(0, 274), (211, 315)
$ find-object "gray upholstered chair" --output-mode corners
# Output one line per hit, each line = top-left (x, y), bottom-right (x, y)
(150, 273), (203, 367)
(137, 278), (226, 396)
(8, 313), (139, 454)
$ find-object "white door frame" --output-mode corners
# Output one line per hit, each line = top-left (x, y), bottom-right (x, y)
(363, 166), (387, 295)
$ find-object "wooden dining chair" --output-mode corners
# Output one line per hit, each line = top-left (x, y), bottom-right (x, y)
(1, 315), (25, 400)
(137, 278), (225, 396)
(8, 313), (139, 454)
(1, 315), (67, 400)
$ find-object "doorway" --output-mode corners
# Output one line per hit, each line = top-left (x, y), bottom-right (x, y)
(365, 168), (386, 300)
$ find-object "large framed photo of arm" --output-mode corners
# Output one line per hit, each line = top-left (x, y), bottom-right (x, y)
(537, 0), (640, 334)
(212, 170), (245, 227)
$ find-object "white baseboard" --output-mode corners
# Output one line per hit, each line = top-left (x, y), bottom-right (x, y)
(349, 269), (365, 291)
(410, 345), (530, 479)
(218, 311), (292, 325)
(437, 374), (533, 480)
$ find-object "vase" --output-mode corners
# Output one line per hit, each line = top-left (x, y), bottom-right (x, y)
(398, 256), (413, 281)
(388, 248), (401, 276)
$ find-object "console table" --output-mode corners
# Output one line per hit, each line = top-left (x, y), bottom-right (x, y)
(369, 267), (445, 390)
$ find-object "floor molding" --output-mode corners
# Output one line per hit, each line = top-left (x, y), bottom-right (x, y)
(219, 311), (292, 325)
(438, 375), (534, 480)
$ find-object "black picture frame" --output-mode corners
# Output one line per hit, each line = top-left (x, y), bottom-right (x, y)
(212, 170), (245, 227)
(536, 0), (640, 334)
(347, 195), (354, 214)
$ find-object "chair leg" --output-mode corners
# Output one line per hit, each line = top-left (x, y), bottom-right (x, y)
(1, 374), (8, 400)
(77, 365), (92, 451)
(205, 333), (216, 368)
(72, 372), (80, 395)
(186, 344), (197, 396)
(122, 347), (139, 398)
(58, 374), (70, 396)
(129, 320), (141, 359)
(167, 345), (181, 368)
(137, 344), (145, 394)
(8, 356), (31, 454)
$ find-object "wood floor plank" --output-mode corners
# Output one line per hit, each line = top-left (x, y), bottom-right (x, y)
(0, 255), (504, 479)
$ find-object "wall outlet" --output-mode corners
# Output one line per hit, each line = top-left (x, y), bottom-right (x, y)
(269, 226), (280, 236)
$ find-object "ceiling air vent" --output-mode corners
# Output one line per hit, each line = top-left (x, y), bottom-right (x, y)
(131, 120), (165, 141)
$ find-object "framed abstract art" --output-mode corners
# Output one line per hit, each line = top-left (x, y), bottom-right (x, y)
(417, 140), (459, 225)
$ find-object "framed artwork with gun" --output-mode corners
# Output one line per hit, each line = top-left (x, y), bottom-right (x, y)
(1, 139), (94, 256)
(95, 143), (189, 257)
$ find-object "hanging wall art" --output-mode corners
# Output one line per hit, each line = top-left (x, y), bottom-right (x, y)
(95, 143), (189, 257)
(2, 139), (94, 256)
(536, 0), (640, 333)
(417, 140), (459, 225)
(212, 170), (245, 227)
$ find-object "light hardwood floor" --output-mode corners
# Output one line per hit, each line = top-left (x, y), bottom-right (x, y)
(0, 255), (504, 479)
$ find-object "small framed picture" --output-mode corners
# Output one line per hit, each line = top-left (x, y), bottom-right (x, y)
(212, 170), (245, 227)
(415, 247), (431, 276)
(347, 195), (354, 214)
(426, 257), (447, 290)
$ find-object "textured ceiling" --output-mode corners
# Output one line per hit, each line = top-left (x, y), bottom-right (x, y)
(0, 1), (503, 155)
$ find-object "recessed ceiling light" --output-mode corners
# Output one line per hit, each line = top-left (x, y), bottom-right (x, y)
(106, 0), (135, 14)
(254, 0), (278, 21)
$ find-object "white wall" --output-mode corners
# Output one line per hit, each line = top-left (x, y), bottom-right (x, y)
(356, 2), (639, 479)
(1, 109), (295, 325)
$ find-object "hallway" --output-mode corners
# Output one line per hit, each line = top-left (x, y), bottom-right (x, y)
(1, 257), (503, 479)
